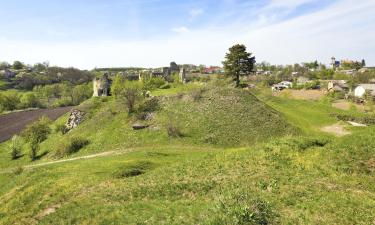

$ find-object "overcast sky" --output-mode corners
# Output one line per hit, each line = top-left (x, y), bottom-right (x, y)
(0, 0), (374, 69)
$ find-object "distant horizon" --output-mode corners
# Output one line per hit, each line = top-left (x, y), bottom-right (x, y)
(0, 0), (374, 69)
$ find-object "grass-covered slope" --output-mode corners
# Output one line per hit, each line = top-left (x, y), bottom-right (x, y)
(0, 86), (374, 224)
(159, 88), (297, 146)
(0, 129), (374, 224)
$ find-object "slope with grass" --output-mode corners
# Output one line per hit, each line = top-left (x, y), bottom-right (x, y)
(0, 86), (374, 224)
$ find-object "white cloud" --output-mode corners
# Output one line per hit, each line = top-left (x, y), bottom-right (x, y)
(0, 0), (374, 69)
(171, 26), (190, 33)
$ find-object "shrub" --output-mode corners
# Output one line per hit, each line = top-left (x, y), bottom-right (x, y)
(10, 135), (22, 160)
(20, 93), (41, 108)
(55, 137), (89, 158)
(190, 88), (205, 101)
(55, 123), (68, 135)
(139, 98), (159, 112)
(212, 193), (278, 225)
(166, 123), (184, 138)
(143, 77), (166, 90)
(21, 116), (51, 161)
(13, 166), (24, 175)
(160, 83), (171, 89)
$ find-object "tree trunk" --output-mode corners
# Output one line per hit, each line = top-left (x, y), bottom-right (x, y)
(235, 74), (240, 87)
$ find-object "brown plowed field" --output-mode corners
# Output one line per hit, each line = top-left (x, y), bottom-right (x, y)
(0, 107), (73, 143)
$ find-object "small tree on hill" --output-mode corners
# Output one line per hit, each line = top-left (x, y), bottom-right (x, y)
(21, 117), (51, 161)
(223, 44), (255, 87)
(10, 135), (22, 160)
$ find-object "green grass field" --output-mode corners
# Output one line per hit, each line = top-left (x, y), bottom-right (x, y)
(0, 85), (374, 224)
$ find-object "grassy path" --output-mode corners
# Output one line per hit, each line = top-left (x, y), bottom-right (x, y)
(0, 148), (135, 174)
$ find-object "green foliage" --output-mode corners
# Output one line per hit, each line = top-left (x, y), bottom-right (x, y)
(20, 93), (41, 108)
(54, 123), (68, 135)
(55, 137), (90, 158)
(213, 193), (278, 225)
(10, 135), (22, 160)
(138, 97), (160, 113)
(223, 44), (256, 87)
(143, 77), (166, 90)
(21, 116), (51, 160)
(159, 83), (171, 89)
(12, 61), (24, 70)
(114, 81), (144, 114)
(0, 91), (20, 112)
(166, 123), (184, 138)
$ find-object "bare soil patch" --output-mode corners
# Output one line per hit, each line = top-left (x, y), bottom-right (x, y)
(332, 100), (365, 111)
(274, 89), (325, 100)
(321, 123), (351, 137)
(0, 107), (73, 142)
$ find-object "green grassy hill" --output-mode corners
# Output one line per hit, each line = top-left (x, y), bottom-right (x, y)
(0, 86), (374, 224)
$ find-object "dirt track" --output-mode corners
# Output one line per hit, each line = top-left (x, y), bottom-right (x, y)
(0, 107), (73, 143)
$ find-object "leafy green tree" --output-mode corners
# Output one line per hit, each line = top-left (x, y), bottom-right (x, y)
(21, 117), (51, 161)
(111, 75), (126, 97)
(223, 44), (255, 87)
(20, 93), (40, 108)
(13, 61), (24, 70)
(113, 80), (143, 114)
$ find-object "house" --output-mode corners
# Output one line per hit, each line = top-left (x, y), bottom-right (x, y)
(0, 69), (16, 79)
(354, 84), (375, 98)
(297, 76), (310, 85)
(341, 69), (356, 75)
(204, 66), (223, 74)
(327, 80), (349, 92)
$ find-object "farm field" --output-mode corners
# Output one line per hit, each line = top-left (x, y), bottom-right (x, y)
(0, 107), (73, 143)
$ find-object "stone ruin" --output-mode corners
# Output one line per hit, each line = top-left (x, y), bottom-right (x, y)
(179, 67), (186, 83)
(93, 73), (110, 97)
(65, 109), (85, 132)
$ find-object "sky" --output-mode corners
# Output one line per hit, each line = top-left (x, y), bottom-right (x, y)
(0, 0), (374, 69)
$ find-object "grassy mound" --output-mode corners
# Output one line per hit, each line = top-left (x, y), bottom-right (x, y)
(159, 87), (297, 146)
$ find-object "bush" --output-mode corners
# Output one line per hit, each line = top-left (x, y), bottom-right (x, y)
(139, 98), (159, 112)
(10, 135), (22, 160)
(20, 93), (41, 108)
(160, 83), (171, 89)
(166, 123), (184, 138)
(55, 123), (68, 135)
(143, 77), (166, 90)
(53, 97), (73, 107)
(190, 88), (205, 101)
(55, 137), (89, 158)
(212, 193), (278, 225)
(21, 116), (51, 161)
(13, 166), (24, 175)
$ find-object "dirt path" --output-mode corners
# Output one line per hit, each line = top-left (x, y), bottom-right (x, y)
(321, 123), (351, 137)
(0, 107), (73, 143)
(0, 149), (134, 174)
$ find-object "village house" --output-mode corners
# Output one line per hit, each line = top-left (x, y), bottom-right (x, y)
(354, 84), (375, 99)
(0, 69), (16, 79)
